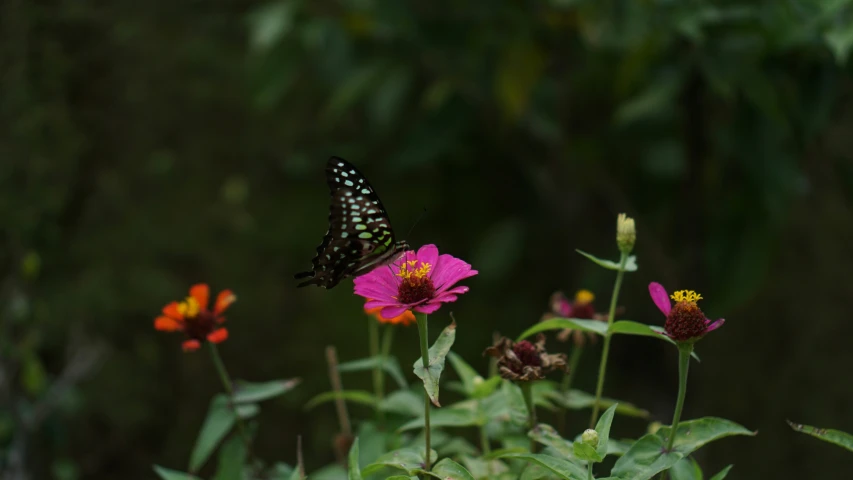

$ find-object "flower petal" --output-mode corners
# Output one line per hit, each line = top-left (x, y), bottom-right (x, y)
(705, 318), (725, 333)
(413, 302), (443, 314)
(190, 284), (210, 310)
(432, 254), (478, 292)
(182, 340), (201, 352)
(550, 292), (572, 317)
(154, 316), (183, 332)
(380, 306), (410, 319)
(648, 282), (672, 316)
(364, 298), (404, 309)
(354, 266), (399, 302)
(207, 328), (229, 344)
(416, 244), (439, 270)
(162, 301), (184, 320)
(214, 289), (236, 315)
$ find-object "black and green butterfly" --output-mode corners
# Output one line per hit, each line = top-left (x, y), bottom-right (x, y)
(295, 157), (409, 288)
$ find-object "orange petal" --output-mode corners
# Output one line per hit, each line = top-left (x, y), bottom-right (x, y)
(214, 290), (236, 315)
(162, 301), (183, 320)
(189, 284), (210, 310)
(182, 339), (201, 352)
(207, 328), (229, 344)
(154, 316), (183, 332)
(373, 309), (416, 326)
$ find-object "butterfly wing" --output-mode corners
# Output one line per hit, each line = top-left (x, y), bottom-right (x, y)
(295, 157), (401, 288)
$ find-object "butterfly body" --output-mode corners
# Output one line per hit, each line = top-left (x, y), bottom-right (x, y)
(295, 157), (408, 288)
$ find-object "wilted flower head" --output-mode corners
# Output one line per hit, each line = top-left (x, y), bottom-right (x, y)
(649, 282), (724, 342)
(483, 334), (568, 382)
(154, 284), (235, 352)
(543, 290), (607, 346)
(354, 244), (477, 319)
(364, 301), (416, 326)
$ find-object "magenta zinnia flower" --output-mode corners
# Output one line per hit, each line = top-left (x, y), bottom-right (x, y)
(354, 244), (477, 319)
(648, 282), (725, 342)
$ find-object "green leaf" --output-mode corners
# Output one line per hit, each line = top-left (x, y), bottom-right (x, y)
(153, 466), (202, 480)
(609, 322), (701, 361)
(516, 318), (608, 342)
(575, 249), (638, 272)
(447, 352), (481, 397)
(213, 436), (246, 480)
(380, 390), (423, 417)
(398, 405), (481, 431)
(611, 434), (683, 480)
(528, 424), (575, 458)
(709, 465), (734, 480)
(338, 356), (408, 389)
(472, 376), (503, 399)
(189, 395), (239, 472)
(787, 420), (853, 452)
(362, 447), (437, 476)
(233, 378), (300, 403)
(437, 437), (479, 457)
(547, 388), (650, 419)
(825, 21), (853, 65)
(432, 458), (475, 480)
(495, 453), (587, 480)
(413, 321), (456, 407)
(607, 439), (634, 457)
(304, 390), (378, 410)
(264, 463), (295, 480)
(669, 457), (702, 480)
(348, 438), (362, 480)
(656, 417), (755, 455)
(572, 441), (601, 463)
(594, 403), (618, 458)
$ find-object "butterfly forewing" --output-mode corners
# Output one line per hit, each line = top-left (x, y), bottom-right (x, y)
(295, 157), (406, 288)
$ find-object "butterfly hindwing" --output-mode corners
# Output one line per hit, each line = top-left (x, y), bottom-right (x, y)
(295, 157), (405, 288)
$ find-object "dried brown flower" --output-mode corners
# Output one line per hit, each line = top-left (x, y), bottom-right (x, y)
(483, 333), (568, 382)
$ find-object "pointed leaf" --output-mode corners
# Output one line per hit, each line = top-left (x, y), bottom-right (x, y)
(787, 420), (853, 452)
(472, 375), (503, 399)
(495, 453), (587, 480)
(380, 390), (423, 417)
(594, 403), (618, 458)
(575, 249), (637, 272)
(348, 438), (362, 480)
(447, 352), (482, 397)
(572, 441), (602, 463)
(304, 390), (378, 410)
(709, 465), (734, 480)
(529, 424), (575, 458)
(517, 318), (607, 342)
(189, 395), (237, 472)
(213, 435), (247, 480)
(611, 434), (683, 480)
(362, 447), (437, 476)
(432, 458), (475, 480)
(233, 378), (300, 403)
(398, 405), (481, 431)
(669, 457), (702, 480)
(656, 417), (755, 455)
(547, 388), (649, 419)
(153, 466), (202, 480)
(338, 355), (408, 389)
(413, 322), (456, 407)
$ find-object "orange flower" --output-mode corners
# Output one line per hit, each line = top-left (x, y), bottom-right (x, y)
(154, 284), (236, 352)
(364, 301), (415, 326)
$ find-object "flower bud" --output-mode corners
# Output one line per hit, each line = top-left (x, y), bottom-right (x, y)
(581, 429), (599, 449)
(616, 213), (636, 254)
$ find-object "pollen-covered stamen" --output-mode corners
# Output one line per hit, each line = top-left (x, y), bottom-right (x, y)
(665, 289), (708, 341)
(396, 260), (435, 304)
(177, 297), (200, 318)
(177, 297), (219, 341)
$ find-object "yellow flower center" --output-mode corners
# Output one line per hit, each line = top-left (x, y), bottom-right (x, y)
(574, 289), (595, 304)
(396, 260), (432, 282)
(670, 290), (703, 304)
(177, 296), (201, 318)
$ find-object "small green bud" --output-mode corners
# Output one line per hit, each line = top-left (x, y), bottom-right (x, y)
(616, 213), (636, 254)
(581, 429), (599, 448)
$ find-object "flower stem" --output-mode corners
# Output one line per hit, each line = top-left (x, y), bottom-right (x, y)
(480, 424), (493, 477)
(557, 346), (584, 434)
(368, 318), (385, 425)
(588, 460), (594, 480)
(208, 343), (254, 461)
(521, 381), (537, 453)
(415, 313), (431, 471)
(660, 343), (692, 480)
(590, 251), (628, 428)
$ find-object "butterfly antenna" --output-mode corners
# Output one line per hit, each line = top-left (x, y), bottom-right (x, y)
(404, 207), (428, 240)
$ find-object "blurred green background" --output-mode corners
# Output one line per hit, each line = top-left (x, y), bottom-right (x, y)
(2, 0), (853, 478)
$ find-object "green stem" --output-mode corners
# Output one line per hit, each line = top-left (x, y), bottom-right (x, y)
(557, 346), (584, 434)
(416, 313), (431, 471)
(590, 252), (628, 428)
(368, 317), (385, 425)
(208, 343), (254, 460)
(666, 343), (693, 451)
(480, 424), (492, 477)
(588, 461), (594, 480)
(521, 382), (537, 453)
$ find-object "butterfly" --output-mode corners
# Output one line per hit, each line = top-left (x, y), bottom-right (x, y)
(295, 157), (409, 288)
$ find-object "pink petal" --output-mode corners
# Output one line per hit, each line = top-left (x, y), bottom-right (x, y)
(414, 302), (443, 314)
(431, 293), (459, 304)
(432, 254), (478, 292)
(364, 298), (403, 309)
(648, 282), (671, 316)
(354, 267), (399, 300)
(438, 285), (469, 296)
(416, 244), (439, 269)
(705, 318), (725, 333)
(380, 306), (410, 318)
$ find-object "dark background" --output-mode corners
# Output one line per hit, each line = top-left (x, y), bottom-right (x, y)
(2, 1), (853, 478)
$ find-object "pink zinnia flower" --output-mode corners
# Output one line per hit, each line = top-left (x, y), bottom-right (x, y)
(648, 282), (725, 342)
(354, 244), (477, 319)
